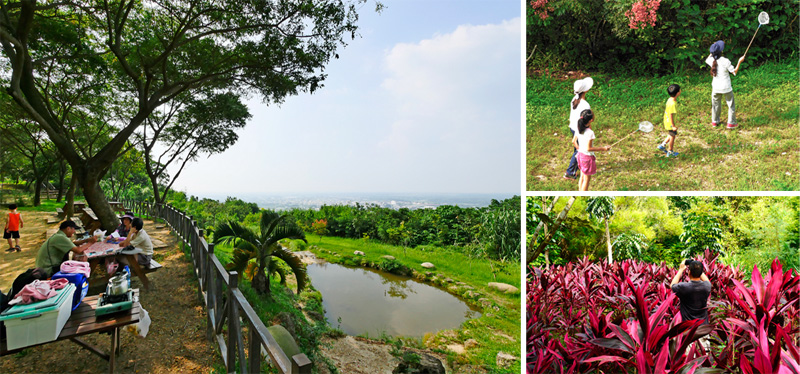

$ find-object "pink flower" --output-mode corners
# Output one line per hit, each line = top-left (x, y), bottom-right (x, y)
(625, 0), (661, 29)
(530, 0), (554, 21)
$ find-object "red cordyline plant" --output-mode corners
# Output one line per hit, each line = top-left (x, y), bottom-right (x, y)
(527, 252), (800, 374)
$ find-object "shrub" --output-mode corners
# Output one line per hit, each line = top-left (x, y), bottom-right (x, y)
(526, 250), (800, 373)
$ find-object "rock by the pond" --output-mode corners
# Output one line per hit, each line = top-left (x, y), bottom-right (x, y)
(465, 339), (479, 349)
(354, 250), (365, 256)
(382, 255), (396, 260)
(306, 310), (324, 321)
(488, 282), (519, 294)
(421, 262), (435, 269)
(496, 351), (518, 368)
(393, 352), (445, 374)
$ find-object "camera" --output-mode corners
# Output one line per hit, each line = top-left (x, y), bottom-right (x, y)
(685, 259), (693, 266)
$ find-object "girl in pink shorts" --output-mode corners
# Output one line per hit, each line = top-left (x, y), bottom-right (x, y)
(571, 109), (612, 191)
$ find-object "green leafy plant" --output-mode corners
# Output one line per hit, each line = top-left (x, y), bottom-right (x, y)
(214, 210), (308, 296)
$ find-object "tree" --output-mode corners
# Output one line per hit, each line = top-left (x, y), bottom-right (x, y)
(612, 232), (647, 261)
(214, 210), (307, 296)
(0, 98), (56, 206)
(679, 212), (723, 258)
(0, 0), (370, 229)
(586, 196), (616, 263)
(100, 145), (149, 201)
(139, 91), (250, 203)
(527, 196), (576, 264)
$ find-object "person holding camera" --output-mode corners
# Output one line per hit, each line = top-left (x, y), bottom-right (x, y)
(670, 260), (711, 323)
(670, 259), (711, 351)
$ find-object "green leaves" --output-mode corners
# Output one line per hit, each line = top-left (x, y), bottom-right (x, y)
(214, 210), (308, 295)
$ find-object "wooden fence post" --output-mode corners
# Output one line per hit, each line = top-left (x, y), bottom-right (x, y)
(228, 272), (240, 374)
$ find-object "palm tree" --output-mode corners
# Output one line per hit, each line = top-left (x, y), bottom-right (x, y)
(586, 197), (616, 263)
(214, 210), (308, 296)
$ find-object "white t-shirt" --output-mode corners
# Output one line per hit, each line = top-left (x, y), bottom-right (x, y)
(705, 55), (736, 93)
(130, 229), (154, 257)
(568, 99), (591, 133)
(575, 128), (596, 156)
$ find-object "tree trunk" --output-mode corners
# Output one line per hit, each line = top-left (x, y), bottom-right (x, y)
(56, 161), (67, 202)
(527, 197), (576, 264)
(32, 179), (42, 206)
(529, 197), (559, 255)
(252, 266), (270, 296)
(64, 177), (76, 218)
(605, 218), (612, 263)
(76, 166), (120, 231)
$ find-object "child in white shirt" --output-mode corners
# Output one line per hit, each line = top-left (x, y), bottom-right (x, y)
(571, 109), (612, 191)
(705, 40), (745, 129)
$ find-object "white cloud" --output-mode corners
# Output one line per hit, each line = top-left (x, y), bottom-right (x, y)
(376, 18), (521, 190)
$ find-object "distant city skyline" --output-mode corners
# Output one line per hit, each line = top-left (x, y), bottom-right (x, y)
(170, 1), (521, 195)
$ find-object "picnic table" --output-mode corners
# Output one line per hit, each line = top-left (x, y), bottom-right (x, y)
(109, 202), (128, 213)
(0, 289), (141, 374)
(80, 208), (103, 234)
(80, 242), (160, 291)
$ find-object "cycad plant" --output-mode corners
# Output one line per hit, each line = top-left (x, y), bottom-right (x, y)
(214, 210), (308, 296)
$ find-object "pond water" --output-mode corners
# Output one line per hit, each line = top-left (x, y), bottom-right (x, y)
(306, 262), (481, 338)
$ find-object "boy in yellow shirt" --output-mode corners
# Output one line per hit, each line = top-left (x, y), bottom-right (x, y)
(657, 84), (680, 157)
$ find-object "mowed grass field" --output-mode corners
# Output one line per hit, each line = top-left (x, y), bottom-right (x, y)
(526, 60), (799, 191)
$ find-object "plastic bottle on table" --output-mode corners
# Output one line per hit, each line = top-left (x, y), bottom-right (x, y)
(124, 265), (131, 289)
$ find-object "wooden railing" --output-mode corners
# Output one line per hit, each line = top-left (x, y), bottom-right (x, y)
(123, 200), (312, 374)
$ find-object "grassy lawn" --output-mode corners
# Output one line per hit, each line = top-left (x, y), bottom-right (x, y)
(527, 59), (799, 191)
(305, 234), (521, 373)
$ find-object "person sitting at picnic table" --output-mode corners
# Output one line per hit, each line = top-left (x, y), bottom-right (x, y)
(35, 220), (97, 277)
(110, 212), (135, 241)
(117, 217), (154, 268)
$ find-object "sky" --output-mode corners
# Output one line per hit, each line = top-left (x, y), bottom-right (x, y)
(170, 0), (521, 196)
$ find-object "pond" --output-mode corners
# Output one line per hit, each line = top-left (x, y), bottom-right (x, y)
(306, 262), (481, 338)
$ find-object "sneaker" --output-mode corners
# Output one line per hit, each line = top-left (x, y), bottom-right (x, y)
(711, 122), (718, 127)
(563, 173), (578, 180)
(5, 247), (14, 253)
(727, 123), (738, 129)
(15, 245), (21, 252)
(657, 144), (667, 153)
(668, 151), (679, 157)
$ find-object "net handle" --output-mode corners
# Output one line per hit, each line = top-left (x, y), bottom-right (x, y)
(610, 129), (638, 147)
(743, 27), (760, 57)
(744, 13), (768, 57)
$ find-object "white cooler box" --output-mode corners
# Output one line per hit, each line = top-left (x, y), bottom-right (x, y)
(0, 283), (75, 350)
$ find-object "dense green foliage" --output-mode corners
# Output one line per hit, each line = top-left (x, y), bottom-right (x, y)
(161, 192), (521, 262)
(528, 0), (798, 74)
(527, 196), (800, 273)
(288, 196), (522, 262)
(526, 59), (799, 191)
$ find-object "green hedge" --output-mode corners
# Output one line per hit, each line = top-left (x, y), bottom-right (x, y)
(527, 0), (797, 75)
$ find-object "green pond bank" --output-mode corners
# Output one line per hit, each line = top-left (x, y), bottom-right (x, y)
(301, 234), (521, 373)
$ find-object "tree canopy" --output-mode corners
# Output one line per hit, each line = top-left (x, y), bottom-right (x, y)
(0, 0), (370, 229)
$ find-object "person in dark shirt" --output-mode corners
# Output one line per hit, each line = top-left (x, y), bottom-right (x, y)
(670, 260), (711, 322)
(670, 260), (711, 351)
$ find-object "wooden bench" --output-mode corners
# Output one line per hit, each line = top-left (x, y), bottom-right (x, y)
(80, 208), (102, 234)
(144, 259), (163, 274)
(56, 207), (65, 218)
(0, 289), (141, 374)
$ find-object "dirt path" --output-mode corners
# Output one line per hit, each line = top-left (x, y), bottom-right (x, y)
(0, 211), (220, 373)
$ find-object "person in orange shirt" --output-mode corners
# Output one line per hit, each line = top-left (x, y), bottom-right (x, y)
(4, 204), (24, 252)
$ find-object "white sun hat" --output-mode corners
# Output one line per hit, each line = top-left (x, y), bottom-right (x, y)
(573, 77), (594, 94)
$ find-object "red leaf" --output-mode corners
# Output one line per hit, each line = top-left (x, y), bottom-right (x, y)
(752, 264), (765, 305)
(732, 279), (757, 311)
(764, 263), (784, 311)
(582, 355), (630, 365)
